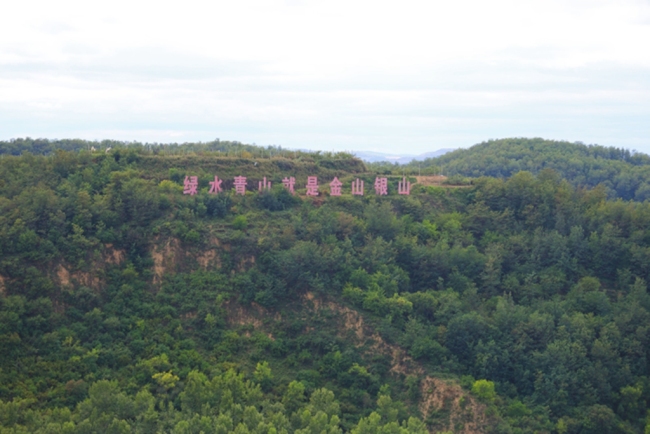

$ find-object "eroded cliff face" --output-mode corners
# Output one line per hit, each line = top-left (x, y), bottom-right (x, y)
(34, 236), (239, 294)
(150, 236), (254, 284)
(50, 244), (126, 290)
(5, 236), (242, 308)
(224, 291), (491, 434)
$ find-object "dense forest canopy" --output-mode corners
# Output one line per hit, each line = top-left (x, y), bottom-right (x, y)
(1, 140), (650, 433)
(0, 137), (354, 162)
(0, 137), (269, 156)
(396, 138), (650, 201)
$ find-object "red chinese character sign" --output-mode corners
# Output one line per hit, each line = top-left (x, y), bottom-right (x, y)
(209, 176), (223, 194)
(259, 177), (271, 192)
(398, 177), (411, 195)
(234, 176), (247, 195)
(282, 177), (296, 194)
(306, 176), (319, 196)
(330, 177), (342, 196)
(175, 173), (416, 198)
(351, 178), (364, 196)
(374, 177), (388, 195)
(183, 176), (198, 195)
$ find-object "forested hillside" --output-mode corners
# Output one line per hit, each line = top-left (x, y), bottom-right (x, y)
(0, 137), (333, 161)
(2, 143), (650, 433)
(404, 138), (650, 201)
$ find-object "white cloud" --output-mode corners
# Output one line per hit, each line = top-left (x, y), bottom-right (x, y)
(1, 0), (649, 152)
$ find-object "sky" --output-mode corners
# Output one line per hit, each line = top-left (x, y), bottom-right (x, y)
(1, 0), (650, 154)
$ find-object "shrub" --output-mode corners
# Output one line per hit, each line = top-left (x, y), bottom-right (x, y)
(472, 379), (496, 403)
(232, 215), (248, 230)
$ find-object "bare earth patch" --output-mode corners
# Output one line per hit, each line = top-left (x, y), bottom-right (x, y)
(152, 238), (181, 284)
(104, 244), (126, 265)
(50, 243), (125, 293)
(223, 301), (277, 340)
(224, 292), (489, 433)
(415, 176), (472, 189)
(415, 176), (448, 186)
(152, 237), (234, 283)
(419, 377), (488, 434)
(56, 264), (101, 289)
(197, 237), (222, 269)
(305, 294), (489, 433)
(57, 265), (71, 286)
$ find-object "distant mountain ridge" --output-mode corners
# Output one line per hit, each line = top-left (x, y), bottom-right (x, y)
(404, 137), (650, 201)
(353, 148), (456, 164)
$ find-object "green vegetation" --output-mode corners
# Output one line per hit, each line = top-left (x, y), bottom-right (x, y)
(400, 137), (650, 200)
(0, 137), (355, 163)
(1, 140), (650, 433)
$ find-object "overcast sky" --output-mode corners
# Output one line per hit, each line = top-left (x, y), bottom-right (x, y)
(2, 0), (649, 154)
